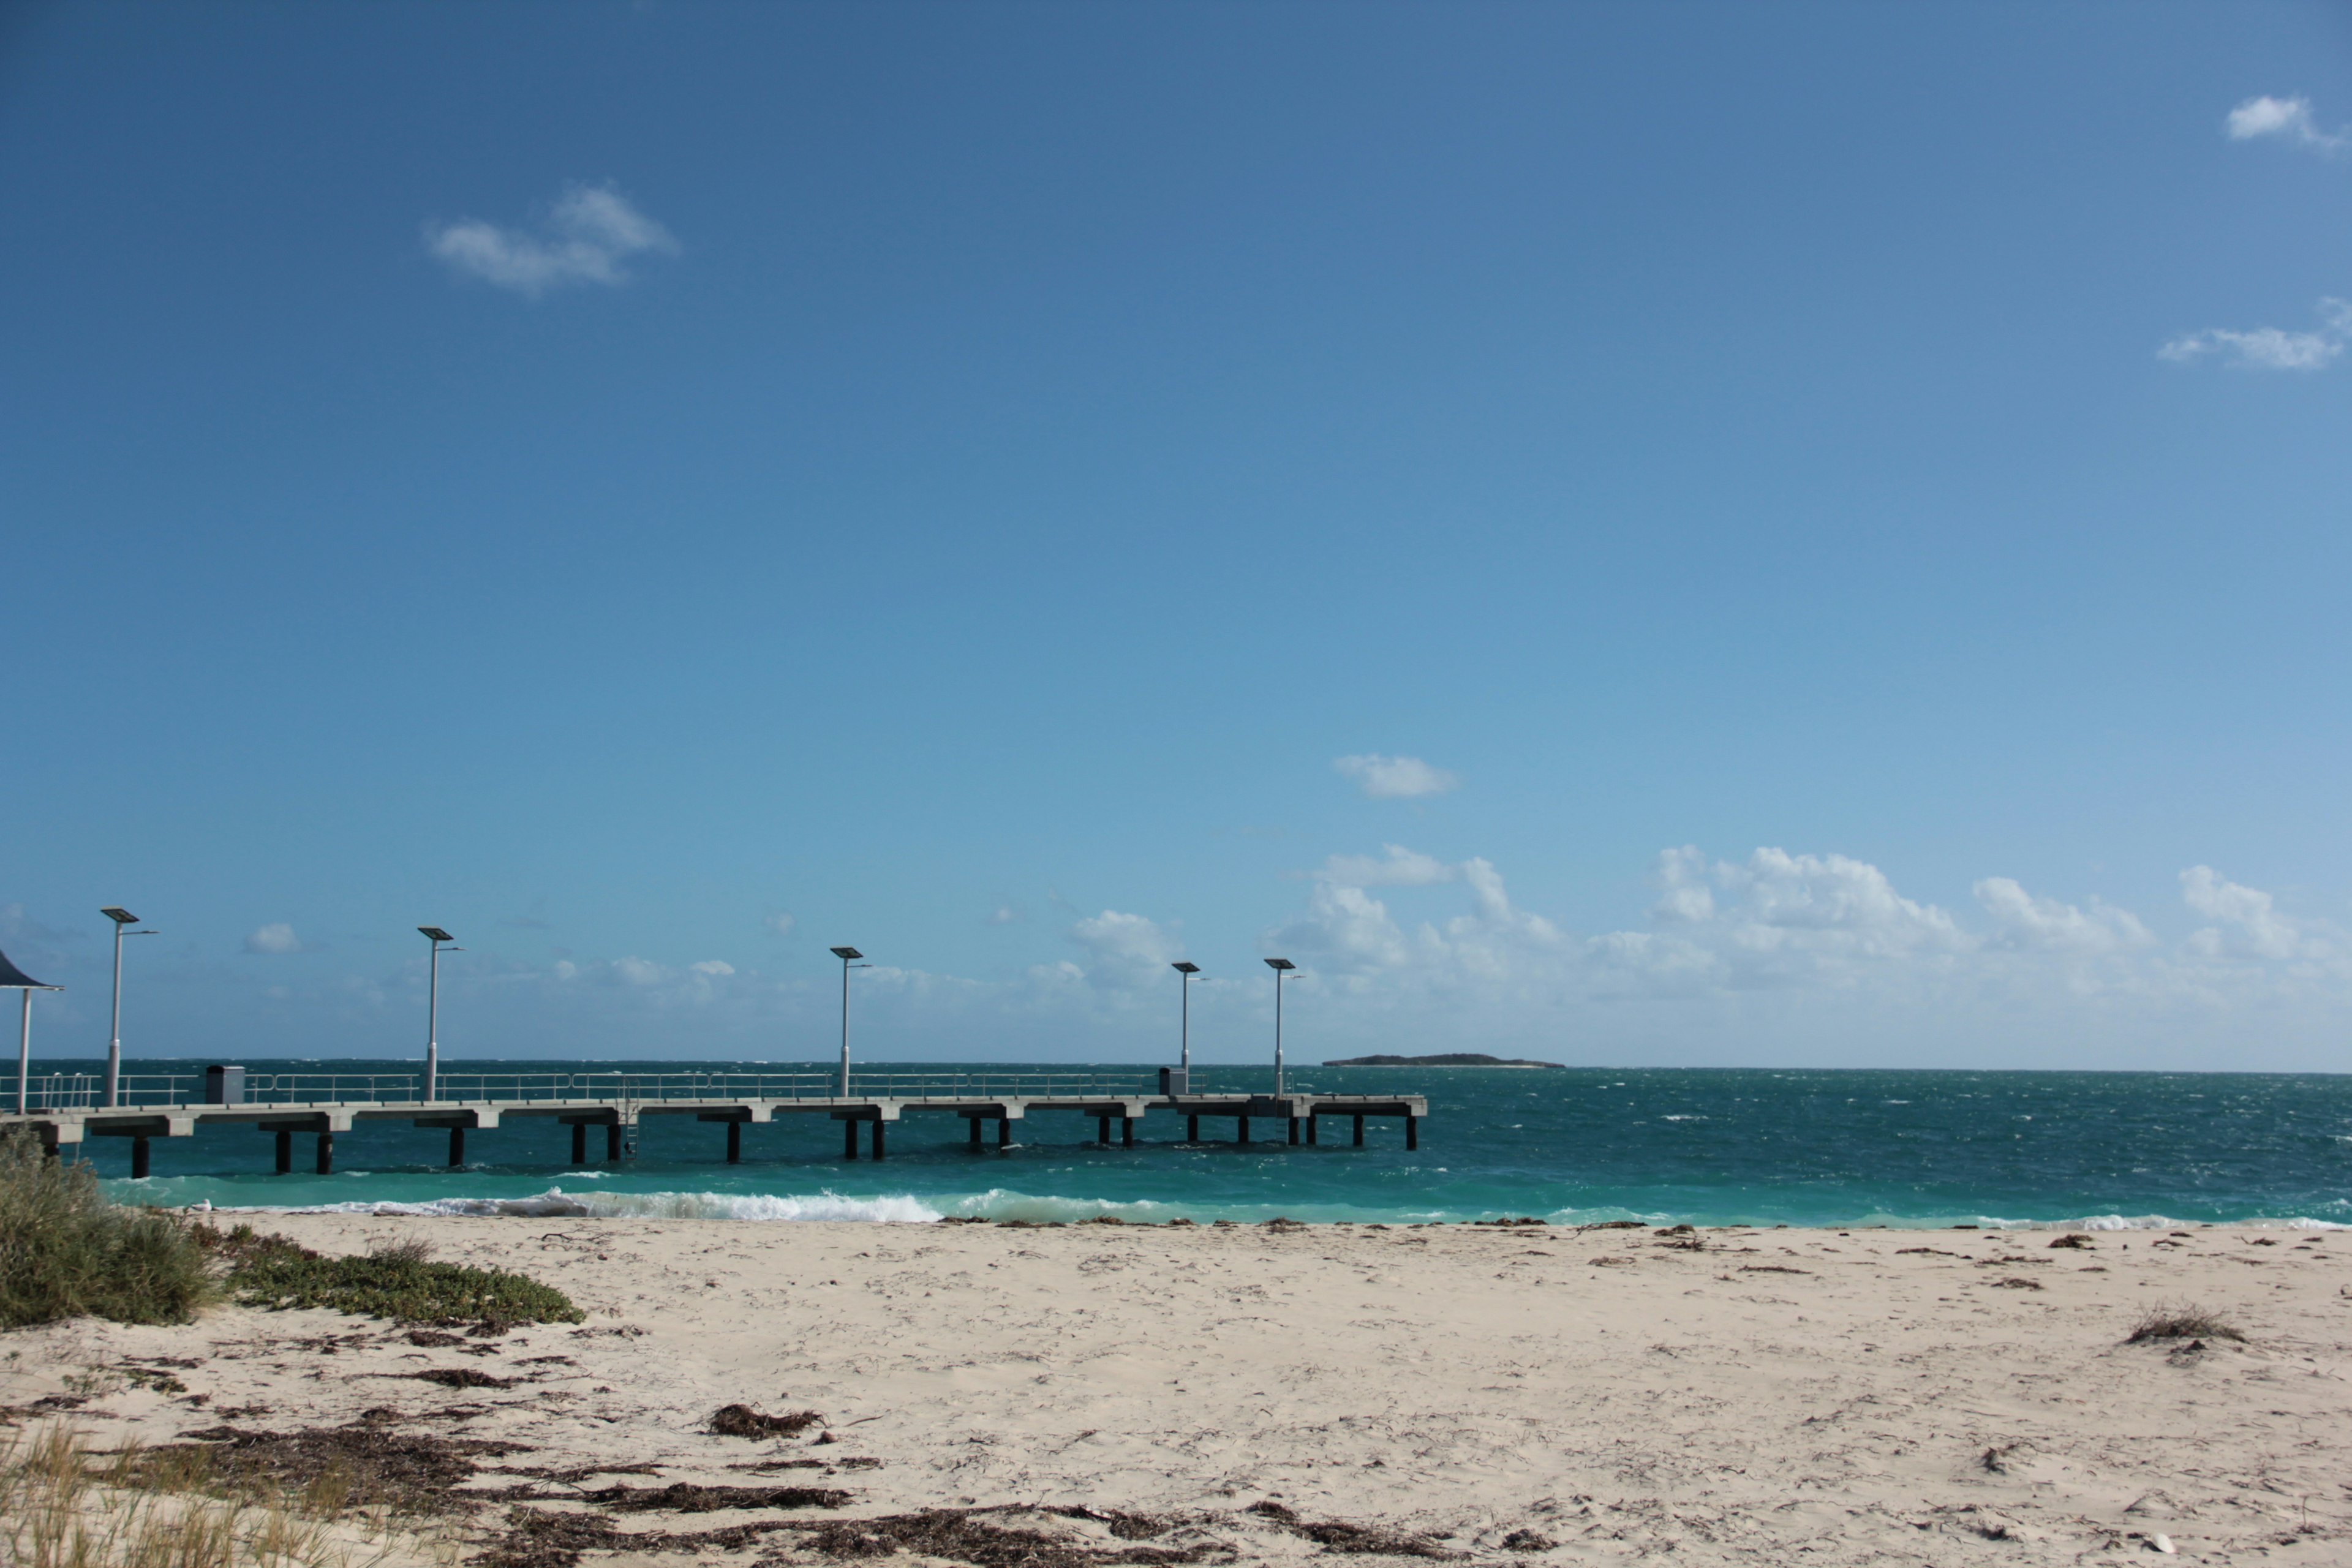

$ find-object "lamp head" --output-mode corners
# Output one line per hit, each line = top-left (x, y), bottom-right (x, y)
(1172, 961), (1199, 974)
(1264, 957), (1295, 972)
(101, 907), (138, 925)
(418, 927), (454, 943)
(831, 946), (864, 962)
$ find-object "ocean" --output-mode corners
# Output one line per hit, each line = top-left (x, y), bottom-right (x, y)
(39, 1059), (2352, 1229)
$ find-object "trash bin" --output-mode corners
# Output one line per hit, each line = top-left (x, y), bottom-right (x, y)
(203, 1065), (246, 1105)
(1159, 1067), (1188, 1095)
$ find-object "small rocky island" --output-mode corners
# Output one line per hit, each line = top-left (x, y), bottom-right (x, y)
(1322, 1052), (1565, 1068)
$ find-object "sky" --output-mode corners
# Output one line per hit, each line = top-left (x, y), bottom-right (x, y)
(4, 2), (2351, 1073)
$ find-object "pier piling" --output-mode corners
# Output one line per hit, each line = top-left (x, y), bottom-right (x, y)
(448, 1127), (466, 1166)
(315, 1131), (333, 1175)
(1306, 1115), (1317, 1145)
(726, 1121), (742, 1163)
(274, 1129), (292, 1173)
(870, 1120), (886, 1160)
(1098, 1115), (1112, 1145)
(1405, 1114), (1418, 1150)
(1187, 1114), (1199, 1142)
(968, 1116), (982, 1150)
(570, 1123), (588, 1164)
(1122, 1115), (1134, 1147)
(1236, 1115), (1248, 1144)
(130, 1136), (149, 1178)
(843, 1120), (859, 1160)
(998, 1117), (1011, 1148)
(608, 1121), (623, 1160)
(1353, 1114), (1364, 1146)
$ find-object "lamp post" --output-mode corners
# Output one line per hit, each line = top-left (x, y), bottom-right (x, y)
(418, 928), (459, 1102)
(1264, 958), (1296, 1095)
(830, 947), (870, 1095)
(1, 947), (61, 1117)
(1170, 962), (1199, 1082)
(99, 907), (156, 1107)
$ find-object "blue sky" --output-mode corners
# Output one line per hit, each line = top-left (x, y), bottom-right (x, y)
(5, 2), (2351, 1071)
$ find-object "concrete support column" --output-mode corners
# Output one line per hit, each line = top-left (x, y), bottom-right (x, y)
(130, 1136), (150, 1179)
(1352, 1114), (1365, 1147)
(726, 1121), (742, 1163)
(870, 1120), (886, 1161)
(608, 1122), (624, 1161)
(448, 1127), (466, 1167)
(571, 1123), (588, 1164)
(997, 1117), (1011, 1148)
(968, 1117), (982, 1150)
(1187, 1114), (1199, 1142)
(1287, 1116), (1300, 1146)
(1404, 1114), (1418, 1151)
(1098, 1115), (1111, 1145)
(1236, 1116), (1249, 1144)
(1306, 1115), (1317, 1146)
(844, 1120), (859, 1160)
(274, 1129), (293, 1174)
(315, 1132), (334, 1175)
(1121, 1116), (1134, 1148)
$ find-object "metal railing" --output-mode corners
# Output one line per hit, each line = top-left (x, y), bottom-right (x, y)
(9, 1068), (1168, 1112)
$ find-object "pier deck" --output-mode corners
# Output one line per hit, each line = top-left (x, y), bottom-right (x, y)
(1, 1070), (1426, 1172)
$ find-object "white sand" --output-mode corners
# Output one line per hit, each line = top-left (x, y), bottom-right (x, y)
(7, 1215), (2350, 1563)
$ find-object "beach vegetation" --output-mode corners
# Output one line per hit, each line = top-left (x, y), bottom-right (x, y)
(198, 1226), (582, 1327)
(0, 1128), (215, 1329)
(1, 1421), (458, 1568)
(2126, 1303), (2245, 1343)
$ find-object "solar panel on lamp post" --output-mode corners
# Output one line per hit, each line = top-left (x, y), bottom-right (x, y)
(1264, 958), (1297, 1095)
(831, 947), (870, 1096)
(99, 908), (156, 1108)
(418, 928), (459, 1103)
(0, 947), (61, 1117)
(1171, 962), (1199, 1080)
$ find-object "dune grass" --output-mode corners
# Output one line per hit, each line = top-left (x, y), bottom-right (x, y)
(202, 1226), (581, 1328)
(0, 1128), (214, 1330)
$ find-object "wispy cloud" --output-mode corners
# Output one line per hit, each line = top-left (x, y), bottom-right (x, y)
(2226, 94), (2349, 156)
(2160, 298), (2351, 371)
(425, 183), (678, 296)
(1334, 753), (1460, 800)
(763, 912), (798, 938)
(243, 922), (305, 955)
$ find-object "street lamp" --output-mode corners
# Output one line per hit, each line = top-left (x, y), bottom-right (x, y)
(99, 907), (157, 1108)
(418, 928), (460, 1102)
(1, 947), (61, 1117)
(1170, 962), (1199, 1085)
(830, 947), (870, 1096)
(1264, 958), (1297, 1095)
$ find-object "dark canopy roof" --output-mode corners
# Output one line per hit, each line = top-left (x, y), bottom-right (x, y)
(0, 947), (59, 989)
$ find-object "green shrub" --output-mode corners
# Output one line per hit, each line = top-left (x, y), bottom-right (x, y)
(219, 1232), (582, 1327)
(0, 1127), (215, 1328)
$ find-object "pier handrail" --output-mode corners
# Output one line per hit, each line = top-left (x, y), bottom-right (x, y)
(12, 1068), (1170, 1110)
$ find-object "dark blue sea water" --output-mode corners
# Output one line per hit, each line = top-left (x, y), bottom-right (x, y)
(37, 1059), (2352, 1229)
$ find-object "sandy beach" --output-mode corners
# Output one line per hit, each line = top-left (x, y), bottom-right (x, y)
(6, 1215), (2348, 1564)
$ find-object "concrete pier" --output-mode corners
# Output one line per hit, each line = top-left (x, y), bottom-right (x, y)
(2, 1072), (1428, 1170)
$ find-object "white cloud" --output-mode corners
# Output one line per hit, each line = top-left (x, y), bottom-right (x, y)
(2225, 94), (2349, 154)
(690, 960), (735, 976)
(611, 956), (669, 986)
(763, 912), (797, 938)
(243, 922), (303, 956)
(1334, 753), (1460, 800)
(2181, 865), (2309, 960)
(986, 905), (1024, 925)
(2159, 323), (2343, 371)
(1974, 878), (2154, 953)
(1067, 910), (1182, 987)
(425, 183), (678, 296)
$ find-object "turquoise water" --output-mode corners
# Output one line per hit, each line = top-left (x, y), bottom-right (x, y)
(44, 1059), (2352, 1229)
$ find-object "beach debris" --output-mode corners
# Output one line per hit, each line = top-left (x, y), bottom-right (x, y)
(2048, 1234), (2095, 1249)
(1575, 1221), (1646, 1233)
(1980, 1443), (2021, 1474)
(154, 1423), (527, 1513)
(2126, 1304), (2245, 1344)
(1247, 1501), (1455, 1558)
(582, 1480), (850, 1512)
(382, 1367), (518, 1389)
(406, 1329), (470, 1348)
(1500, 1528), (1556, 1551)
(2150, 1532), (2177, 1553)
(1082, 1215), (1126, 1225)
(1165, 1218), (1196, 1227)
(1894, 1246), (1957, 1256)
(710, 1403), (824, 1438)
(1653, 1225), (1705, 1251)
(1587, 1256), (1634, 1267)
(1989, 1277), (2043, 1291)
(1739, 1264), (1809, 1275)
(804, 1506), (1202, 1566)
(1260, 1218), (1304, 1230)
